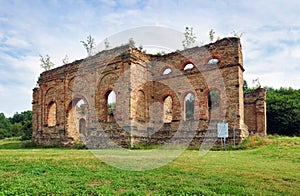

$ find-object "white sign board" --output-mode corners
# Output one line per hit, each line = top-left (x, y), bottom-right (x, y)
(217, 123), (228, 138)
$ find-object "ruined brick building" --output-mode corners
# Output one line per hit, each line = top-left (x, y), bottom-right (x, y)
(32, 37), (266, 147)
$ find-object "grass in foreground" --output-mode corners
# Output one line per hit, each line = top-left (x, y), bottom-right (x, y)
(0, 136), (299, 195)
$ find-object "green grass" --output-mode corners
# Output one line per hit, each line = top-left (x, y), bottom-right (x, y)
(0, 136), (299, 195)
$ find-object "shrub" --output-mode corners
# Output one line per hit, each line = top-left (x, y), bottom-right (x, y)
(21, 140), (37, 148)
(74, 141), (87, 149)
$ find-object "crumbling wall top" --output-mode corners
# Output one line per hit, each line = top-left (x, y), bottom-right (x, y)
(37, 37), (243, 85)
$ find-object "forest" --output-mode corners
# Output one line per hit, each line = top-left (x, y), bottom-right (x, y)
(266, 87), (300, 136)
(0, 110), (32, 140)
(0, 86), (299, 140)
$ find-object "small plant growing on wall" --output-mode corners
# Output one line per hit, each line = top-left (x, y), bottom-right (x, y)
(81, 35), (95, 56)
(39, 54), (55, 71)
(182, 27), (197, 49)
(209, 29), (215, 42)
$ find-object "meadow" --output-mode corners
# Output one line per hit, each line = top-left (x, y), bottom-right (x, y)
(0, 136), (299, 195)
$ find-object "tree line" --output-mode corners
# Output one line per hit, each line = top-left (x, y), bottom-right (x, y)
(0, 111), (32, 140)
(266, 87), (300, 136)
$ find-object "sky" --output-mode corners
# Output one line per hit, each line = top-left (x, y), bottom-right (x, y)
(0, 0), (299, 117)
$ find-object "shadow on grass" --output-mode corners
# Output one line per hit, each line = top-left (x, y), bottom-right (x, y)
(0, 141), (24, 149)
(1, 135), (298, 151)
(0, 140), (40, 149)
(0, 140), (83, 149)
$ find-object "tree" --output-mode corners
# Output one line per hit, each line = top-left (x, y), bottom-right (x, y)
(62, 55), (69, 65)
(182, 27), (197, 49)
(10, 122), (22, 137)
(108, 102), (116, 116)
(128, 38), (135, 47)
(231, 30), (243, 38)
(9, 111), (32, 140)
(185, 94), (195, 120)
(244, 83), (300, 136)
(0, 111), (33, 140)
(243, 80), (255, 93)
(266, 87), (300, 136)
(40, 55), (54, 71)
(9, 111), (32, 125)
(0, 113), (11, 139)
(243, 80), (249, 92)
(209, 29), (215, 42)
(19, 118), (32, 140)
(104, 38), (110, 49)
(0, 128), (11, 139)
(252, 78), (261, 88)
(81, 35), (95, 56)
(208, 89), (220, 109)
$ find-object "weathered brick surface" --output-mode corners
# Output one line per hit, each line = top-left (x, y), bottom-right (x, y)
(244, 88), (267, 136)
(32, 37), (266, 147)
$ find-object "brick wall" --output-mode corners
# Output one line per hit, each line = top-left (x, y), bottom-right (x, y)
(32, 37), (265, 147)
(244, 88), (267, 136)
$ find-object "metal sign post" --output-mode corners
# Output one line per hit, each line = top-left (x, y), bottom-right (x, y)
(233, 125), (236, 147)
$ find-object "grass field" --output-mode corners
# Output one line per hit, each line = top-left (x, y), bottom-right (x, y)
(0, 136), (299, 195)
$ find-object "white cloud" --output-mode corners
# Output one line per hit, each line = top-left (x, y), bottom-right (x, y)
(291, 48), (300, 59)
(0, 84), (5, 93)
(4, 36), (31, 48)
(0, 85), (32, 117)
(102, 9), (141, 26)
(99, 0), (117, 6)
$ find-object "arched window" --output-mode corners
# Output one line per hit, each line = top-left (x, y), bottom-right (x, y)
(47, 101), (56, 126)
(162, 67), (172, 75)
(183, 63), (194, 71)
(163, 96), (172, 123)
(184, 93), (195, 120)
(67, 98), (88, 141)
(207, 58), (219, 65)
(79, 118), (86, 136)
(107, 90), (116, 122)
(76, 99), (87, 115)
(208, 89), (220, 109)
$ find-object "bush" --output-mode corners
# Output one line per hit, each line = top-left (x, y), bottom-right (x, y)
(74, 141), (87, 149)
(236, 136), (271, 150)
(0, 128), (12, 139)
(20, 129), (32, 141)
(21, 140), (37, 148)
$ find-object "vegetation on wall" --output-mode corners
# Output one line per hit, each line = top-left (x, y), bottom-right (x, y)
(39, 54), (55, 71)
(182, 27), (197, 49)
(81, 35), (95, 56)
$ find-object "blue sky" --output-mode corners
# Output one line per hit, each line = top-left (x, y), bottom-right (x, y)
(0, 0), (299, 117)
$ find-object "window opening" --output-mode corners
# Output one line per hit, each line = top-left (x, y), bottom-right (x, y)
(163, 96), (172, 123)
(185, 93), (195, 120)
(183, 63), (194, 71)
(47, 102), (56, 126)
(162, 68), (172, 75)
(107, 90), (116, 122)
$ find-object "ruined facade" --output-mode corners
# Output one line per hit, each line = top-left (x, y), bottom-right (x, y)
(32, 37), (266, 147)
